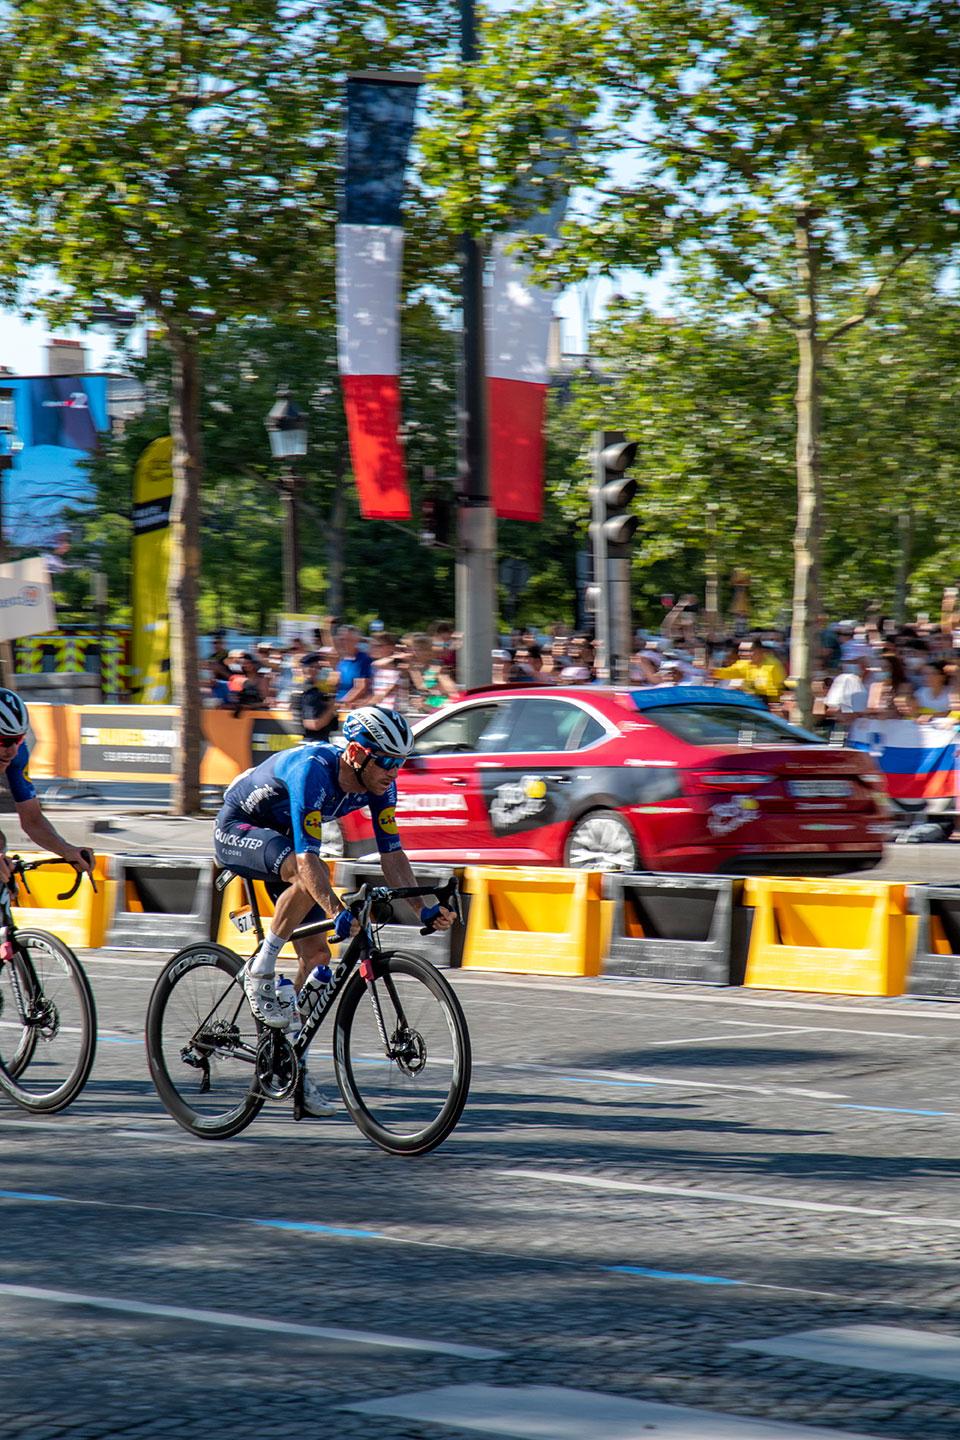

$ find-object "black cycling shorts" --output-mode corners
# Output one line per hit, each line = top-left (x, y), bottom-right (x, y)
(213, 820), (328, 928)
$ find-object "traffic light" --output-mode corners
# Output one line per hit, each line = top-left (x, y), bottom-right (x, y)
(590, 439), (639, 557)
(589, 431), (639, 682)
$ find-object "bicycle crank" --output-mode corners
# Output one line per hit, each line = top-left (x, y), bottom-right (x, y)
(255, 1030), (298, 1100)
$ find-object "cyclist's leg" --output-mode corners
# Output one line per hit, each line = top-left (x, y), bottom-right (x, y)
(213, 820), (303, 1026)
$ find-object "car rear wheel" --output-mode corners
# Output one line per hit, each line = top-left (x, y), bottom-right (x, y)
(564, 810), (639, 871)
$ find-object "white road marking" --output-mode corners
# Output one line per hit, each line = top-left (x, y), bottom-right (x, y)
(648, 1029), (821, 1046)
(716, 1019), (957, 1042)
(496, 1168), (960, 1231)
(733, 1325), (960, 1383)
(344, 1384), (883, 1438)
(0, 1282), (503, 1358)
(453, 973), (960, 1023)
(502, 1061), (848, 1099)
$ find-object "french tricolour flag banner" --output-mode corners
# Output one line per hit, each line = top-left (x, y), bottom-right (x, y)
(487, 233), (557, 522)
(848, 717), (960, 801)
(337, 73), (420, 520)
(487, 179), (566, 523)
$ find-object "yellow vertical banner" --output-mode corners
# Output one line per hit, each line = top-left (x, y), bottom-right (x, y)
(131, 436), (173, 703)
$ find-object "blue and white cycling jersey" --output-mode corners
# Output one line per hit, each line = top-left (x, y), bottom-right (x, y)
(2, 742), (36, 805)
(220, 742), (401, 856)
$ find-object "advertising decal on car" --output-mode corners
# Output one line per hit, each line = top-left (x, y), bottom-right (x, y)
(707, 795), (760, 836)
(479, 767), (682, 837)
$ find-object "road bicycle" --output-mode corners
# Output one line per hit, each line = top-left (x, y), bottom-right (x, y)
(0, 853), (98, 1113)
(145, 875), (471, 1155)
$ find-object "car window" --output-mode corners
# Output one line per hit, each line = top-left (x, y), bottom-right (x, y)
(577, 714), (607, 749)
(413, 703), (502, 757)
(495, 697), (596, 754)
(647, 703), (819, 746)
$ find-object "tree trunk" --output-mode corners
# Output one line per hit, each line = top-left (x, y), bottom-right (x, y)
(168, 326), (204, 813)
(894, 505), (912, 625)
(790, 209), (823, 727)
(326, 442), (348, 617)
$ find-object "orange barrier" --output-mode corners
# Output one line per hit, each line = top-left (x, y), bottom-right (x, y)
(22, 703), (300, 790)
(742, 878), (912, 997)
(12, 852), (112, 949)
(461, 865), (605, 977)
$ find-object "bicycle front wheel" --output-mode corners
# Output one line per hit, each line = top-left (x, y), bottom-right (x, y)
(146, 943), (264, 1139)
(0, 929), (97, 1113)
(334, 949), (471, 1156)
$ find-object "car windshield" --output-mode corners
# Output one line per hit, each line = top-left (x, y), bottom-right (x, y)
(644, 702), (819, 747)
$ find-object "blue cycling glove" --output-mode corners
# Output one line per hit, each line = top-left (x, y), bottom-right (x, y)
(333, 910), (354, 942)
(420, 904), (441, 928)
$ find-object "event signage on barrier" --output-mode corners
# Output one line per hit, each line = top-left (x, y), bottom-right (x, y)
(75, 705), (178, 782)
(250, 713), (302, 760)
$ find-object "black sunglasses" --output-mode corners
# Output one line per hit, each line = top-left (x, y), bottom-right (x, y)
(368, 751), (404, 771)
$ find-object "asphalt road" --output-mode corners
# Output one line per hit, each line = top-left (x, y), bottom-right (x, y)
(3, 955), (960, 1440)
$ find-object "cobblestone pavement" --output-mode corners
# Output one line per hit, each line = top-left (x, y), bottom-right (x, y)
(2, 959), (960, 1439)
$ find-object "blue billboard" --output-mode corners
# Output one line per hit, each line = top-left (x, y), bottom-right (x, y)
(2, 374), (110, 550)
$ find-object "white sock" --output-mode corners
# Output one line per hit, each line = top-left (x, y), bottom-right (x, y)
(249, 929), (284, 976)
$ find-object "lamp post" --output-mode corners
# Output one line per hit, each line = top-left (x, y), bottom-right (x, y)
(265, 386), (309, 614)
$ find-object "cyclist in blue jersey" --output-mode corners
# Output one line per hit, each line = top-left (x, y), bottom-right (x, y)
(214, 705), (454, 1116)
(0, 689), (92, 884)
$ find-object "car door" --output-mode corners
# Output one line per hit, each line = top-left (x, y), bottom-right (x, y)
(472, 697), (610, 861)
(394, 700), (508, 856)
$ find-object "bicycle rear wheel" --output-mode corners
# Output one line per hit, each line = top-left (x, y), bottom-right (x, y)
(333, 949), (471, 1155)
(145, 943), (264, 1139)
(0, 929), (97, 1113)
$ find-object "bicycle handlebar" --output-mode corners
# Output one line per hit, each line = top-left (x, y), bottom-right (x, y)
(340, 877), (463, 935)
(10, 850), (97, 901)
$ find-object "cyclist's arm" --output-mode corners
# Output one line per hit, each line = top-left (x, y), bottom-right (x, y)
(379, 849), (455, 929)
(15, 797), (92, 872)
(295, 850), (348, 918)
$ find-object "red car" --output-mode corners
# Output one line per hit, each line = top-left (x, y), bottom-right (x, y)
(334, 685), (889, 874)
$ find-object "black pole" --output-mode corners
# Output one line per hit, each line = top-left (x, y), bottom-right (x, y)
(455, 0), (495, 687)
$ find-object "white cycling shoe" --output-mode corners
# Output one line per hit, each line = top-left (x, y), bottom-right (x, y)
(301, 1073), (338, 1118)
(240, 965), (293, 1030)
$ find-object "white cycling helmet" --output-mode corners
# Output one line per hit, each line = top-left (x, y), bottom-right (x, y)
(0, 688), (28, 739)
(341, 705), (414, 759)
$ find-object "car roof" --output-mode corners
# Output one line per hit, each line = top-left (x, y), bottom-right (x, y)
(458, 683), (768, 713)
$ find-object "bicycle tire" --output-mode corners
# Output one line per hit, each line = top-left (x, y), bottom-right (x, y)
(0, 929), (97, 1113)
(145, 942), (265, 1140)
(333, 948), (471, 1156)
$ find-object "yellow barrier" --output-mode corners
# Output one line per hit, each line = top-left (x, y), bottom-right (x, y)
(12, 852), (111, 950)
(215, 875), (343, 963)
(461, 865), (604, 977)
(742, 878), (912, 997)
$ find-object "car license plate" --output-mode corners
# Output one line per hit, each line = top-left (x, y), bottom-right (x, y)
(788, 779), (854, 798)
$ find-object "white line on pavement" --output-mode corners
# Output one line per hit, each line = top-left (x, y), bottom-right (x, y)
(344, 1383), (884, 1439)
(501, 1061), (848, 1099)
(648, 1029), (821, 1046)
(453, 973), (960, 1022)
(496, 1168), (960, 1230)
(0, 1282), (503, 1358)
(716, 1019), (959, 1042)
(732, 1325), (960, 1384)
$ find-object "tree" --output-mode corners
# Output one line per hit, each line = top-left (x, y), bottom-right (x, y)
(0, 0), (450, 807)
(424, 0), (960, 716)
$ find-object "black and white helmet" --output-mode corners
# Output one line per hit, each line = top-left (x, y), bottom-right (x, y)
(342, 705), (414, 759)
(0, 688), (27, 739)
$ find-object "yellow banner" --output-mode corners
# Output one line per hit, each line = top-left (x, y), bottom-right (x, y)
(130, 436), (173, 703)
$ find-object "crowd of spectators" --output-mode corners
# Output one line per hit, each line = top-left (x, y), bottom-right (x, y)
(201, 589), (960, 734)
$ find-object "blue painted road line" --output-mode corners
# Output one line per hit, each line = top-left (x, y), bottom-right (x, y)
(254, 1220), (383, 1240)
(604, 1264), (744, 1286)
(0, 1189), (68, 1204)
(836, 1104), (947, 1117)
(565, 1076), (661, 1089)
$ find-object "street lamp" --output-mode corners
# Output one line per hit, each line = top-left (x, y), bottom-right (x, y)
(265, 385), (308, 614)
